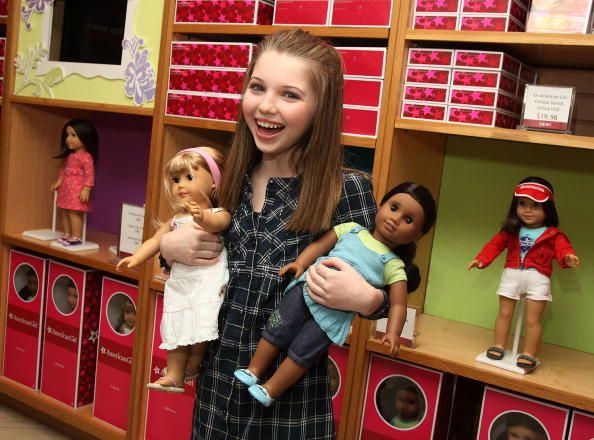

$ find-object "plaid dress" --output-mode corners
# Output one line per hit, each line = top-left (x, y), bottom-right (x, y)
(193, 172), (377, 440)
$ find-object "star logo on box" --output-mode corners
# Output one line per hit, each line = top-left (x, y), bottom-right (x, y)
(100, 346), (106, 354)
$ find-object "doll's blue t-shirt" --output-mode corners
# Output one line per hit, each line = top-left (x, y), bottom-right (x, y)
(519, 226), (548, 263)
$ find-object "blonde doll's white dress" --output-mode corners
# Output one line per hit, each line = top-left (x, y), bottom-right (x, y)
(159, 211), (228, 350)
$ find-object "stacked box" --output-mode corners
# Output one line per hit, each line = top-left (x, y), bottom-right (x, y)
(568, 410), (594, 439)
(40, 261), (101, 408)
(0, 37), (5, 100)
(338, 47), (387, 138)
(413, 0), (529, 30)
(274, 0), (393, 26)
(402, 48), (537, 128)
(166, 42), (254, 122)
(0, 0), (6, 17)
(175, 0), (275, 25)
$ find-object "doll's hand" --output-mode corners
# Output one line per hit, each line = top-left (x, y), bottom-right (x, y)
(279, 262), (305, 278)
(467, 259), (483, 270)
(564, 254), (580, 268)
(185, 201), (204, 223)
(379, 333), (400, 357)
(80, 187), (91, 202)
(50, 179), (62, 191)
(116, 256), (138, 271)
(160, 223), (222, 266)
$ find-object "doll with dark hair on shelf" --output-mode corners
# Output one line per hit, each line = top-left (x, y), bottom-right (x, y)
(468, 176), (579, 370)
(51, 119), (99, 246)
(18, 268), (38, 301)
(495, 412), (548, 440)
(234, 182), (437, 407)
(391, 384), (422, 429)
(65, 280), (79, 313)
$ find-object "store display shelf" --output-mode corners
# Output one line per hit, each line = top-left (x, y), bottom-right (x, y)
(0, 377), (125, 440)
(395, 118), (594, 151)
(366, 314), (594, 412)
(405, 30), (594, 68)
(10, 95), (154, 116)
(2, 230), (139, 281)
(172, 24), (389, 39)
(150, 274), (166, 293)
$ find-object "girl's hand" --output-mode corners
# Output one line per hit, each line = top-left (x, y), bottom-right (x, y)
(50, 179), (62, 191)
(279, 262), (305, 278)
(116, 256), (138, 271)
(305, 257), (383, 315)
(80, 187), (91, 202)
(564, 254), (580, 268)
(379, 333), (400, 356)
(467, 259), (483, 270)
(160, 223), (223, 266)
(185, 201), (203, 223)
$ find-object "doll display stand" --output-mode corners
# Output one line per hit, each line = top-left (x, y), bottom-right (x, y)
(22, 192), (63, 240)
(476, 297), (540, 375)
(50, 213), (99, 252)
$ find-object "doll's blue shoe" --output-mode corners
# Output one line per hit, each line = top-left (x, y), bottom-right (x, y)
(234, 368), (259, 387)
(248, 384), (275, 407)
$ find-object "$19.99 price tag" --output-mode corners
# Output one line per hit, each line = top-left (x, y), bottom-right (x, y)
(521, 85), (574, 132)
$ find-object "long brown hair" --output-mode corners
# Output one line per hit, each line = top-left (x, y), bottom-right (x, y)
(219, 29), (345, 233)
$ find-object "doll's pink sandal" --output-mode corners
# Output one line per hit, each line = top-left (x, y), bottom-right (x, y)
(146, 376), (185, 393)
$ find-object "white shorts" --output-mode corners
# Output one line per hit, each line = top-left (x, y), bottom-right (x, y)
(496, 268), (552, 302)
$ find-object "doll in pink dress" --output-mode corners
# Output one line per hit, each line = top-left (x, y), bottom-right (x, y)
(50, 119), (99, 246)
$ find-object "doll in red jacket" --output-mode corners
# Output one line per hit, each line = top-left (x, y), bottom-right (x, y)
(468, 176), (579, 370)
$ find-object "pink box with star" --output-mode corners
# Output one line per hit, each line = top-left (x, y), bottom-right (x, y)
(568, 410), (594, 440)
(166, 92), (241, 122)
(454, 49), (521, 76)
(404, 84), (450, 104)
(0, 0), (7, 17)
(401, 102), (447, 121)
(452, 69), (517, 94)
(175, 0), (274, 24)
(449, 87), (521, 113)
(40, 261), (101, 408)
(462, 0), (528, 21)
(0, 38), (5, 57)
(459, 14), (525, 31)
(413, 13), (459, 30)
(168, 68), (246, 95)
(408, 48), (455, 67)
(92, 277), (138, 430)
(3, 250), (48, 390)
(0, 57), (4, 78)
(405, 67), (451, 85)
(337, 48), (387, 78)
(145, 293), (196, 440)
(414, 0), (460, 12)
(447, 105), (519, 127)
(170, 42), (254, 69)
(330, 0), (393, 27)
(518, 63), (538, 85)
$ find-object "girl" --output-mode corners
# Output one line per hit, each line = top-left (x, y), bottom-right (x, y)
(161, 29), (393, 439)
(117, 300), (136, 335)
(51, 119), (99, 246)
(468, 176), (579, 370)
(117, 147), (230, 393)
(234, 182), (437, 406)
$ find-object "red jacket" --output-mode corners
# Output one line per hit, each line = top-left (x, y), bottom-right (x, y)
(475, 227), (575, 277)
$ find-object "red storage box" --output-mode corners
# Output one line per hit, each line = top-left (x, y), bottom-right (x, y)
(338, 48), (387, 78)
(166, 92), (241, 122)
(40, 261), (101, 407)
(408, 48), (455, 67)
(401, 102), (447, 121)
(3, 250), (48, 389)
(274, 0), (329, 25)
(449, 87), (521, 114)
(168, 68), (246, 95)
(447, 105), (519, 128)
(342, 107), (380, 137)
(568, 410), (594, 440)
(175, 0), (274, 24)
(170, 42), (254, 69)
(330, 0), (393, 27)
(452, 69), (517, 94)
(414, 0), (460, 12)
(454, 49), (521, 76)
(0, 0), (7, 17)
(404, 85), (449, 104)
(405, 67), (451, 85)
(413, 14), (459, 30)
(344, 78), (383, 107)
(459, 15), (525, 32)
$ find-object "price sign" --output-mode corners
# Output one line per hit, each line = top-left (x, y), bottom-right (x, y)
(118, 203), (145, 256)
(520, 85), (575, 133)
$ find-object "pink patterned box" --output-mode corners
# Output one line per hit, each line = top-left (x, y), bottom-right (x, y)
(337, 48), (386, 78)
(408, 48), (455, 67)
(519, 64), (538, 84)
(0, 0), (7, 16)
(0, 57), (5, 78)
(145, 294), (196, 440)
(403, 84), (449, 103)
(274, 0), (330, 25)
(452, 69), (517, 94)
(459, 15), (525, 31)
(93, 277), (138, 430)
(516, 80), (528, 98)
(568, 410), (594, 440)
(448, 105), (519, 127)
(413, 14), (458, 30)
(169, 68), (246, 95)
(414, 0), (459, 12)
(401, 102), (447, 121)
(330, 0), (393, 27)
(344, 78), (383, 107)
(166, 92), (241, 122)
(3, 250), (48, 390)
(0, 38), (5, 57)
(170, 42), (253, 69)
(175, 0), (274, 24)
(342, 107), (380, 137)
(454, 50), (521, 76)
(462, 0), (528, 19)
(40, 261), (101, 408)
(449, 87), (520, 113)
(0, 78), (3, 98)
(405, 67), (451, 85)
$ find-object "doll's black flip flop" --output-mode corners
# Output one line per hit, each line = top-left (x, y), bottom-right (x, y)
(516, 354), (537, 369)
(486, 346), (504, 360)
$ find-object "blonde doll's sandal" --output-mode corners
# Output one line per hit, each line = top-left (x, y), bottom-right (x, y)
(146, 376), (185, 393)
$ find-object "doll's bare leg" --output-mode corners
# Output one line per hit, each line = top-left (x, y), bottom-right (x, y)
(493, 296), (517, 351)
(68, 210), (84, 239)
(260, 357), (308, 399)
(247, 338), (281, 379)
(520, 299), (547, 362)
(59, 209), (71, 235)
(186, 342), (208, 376)
(153, 346), (189, 387)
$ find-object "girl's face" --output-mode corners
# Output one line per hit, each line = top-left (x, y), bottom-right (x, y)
(242, 49), (316, 164)
(65, 126), (85, 152)
(373, 193), (425, 248)
(171, 165), (215, 207)
(66, 286), (78, 310)
(395, 389), (420, 420)
(516, 197), (546, 229)
(507, 426), (541, 440)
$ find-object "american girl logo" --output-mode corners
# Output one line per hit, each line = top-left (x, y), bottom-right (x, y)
(47, 326), (78, 343)
(6, 305), (40, 337)
(98, 339), (133, 373)
(8, 312), (38, 329)
(100, 346), (132, 365)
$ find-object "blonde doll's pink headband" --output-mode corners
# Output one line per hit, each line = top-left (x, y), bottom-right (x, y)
(176, 147), (222, 190)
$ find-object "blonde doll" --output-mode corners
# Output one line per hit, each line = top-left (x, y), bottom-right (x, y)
(51, 119), (99, 246)
(117, 147), (230, 392)
(117, 300), (137, 335)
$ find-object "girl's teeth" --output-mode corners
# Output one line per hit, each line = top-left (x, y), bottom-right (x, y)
(257, 121), (283, 129)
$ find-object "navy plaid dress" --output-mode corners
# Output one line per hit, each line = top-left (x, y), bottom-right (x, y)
(192, 172), (378, 440)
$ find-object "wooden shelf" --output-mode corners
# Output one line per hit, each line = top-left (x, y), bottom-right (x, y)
(0, 17), (6, 25)
(395, 118), (594, 150)
(149, 274), (166, 293)
(405, 30), (594, 69)
(2, 230), (139, 281)
(172, 24), (389, 39)
(10, 95), (154, 117)
(367, 314), (594, 412)
(0, 377), (125, 440)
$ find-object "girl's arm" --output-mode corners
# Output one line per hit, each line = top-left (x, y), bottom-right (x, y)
(279, 229), (338, 278)
(116, 221), (171, 270)
(379, 281), (408, 356)
(185, 202), (231, 233)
